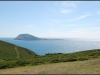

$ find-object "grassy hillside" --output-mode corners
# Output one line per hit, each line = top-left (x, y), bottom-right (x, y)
(0, 39), (100, 70)
(0, 58), (100, 74)
(0, 40), (37, 69)
(0, 40), (37, 59)
(41, 49), (100, 63)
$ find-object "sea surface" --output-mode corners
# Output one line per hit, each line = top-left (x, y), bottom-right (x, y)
(0, 38), (100, 55)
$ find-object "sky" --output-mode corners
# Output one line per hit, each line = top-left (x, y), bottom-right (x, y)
(0, 1), (100, 38)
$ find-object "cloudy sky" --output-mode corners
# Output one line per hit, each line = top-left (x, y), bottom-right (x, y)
(0, 1), (100, 38)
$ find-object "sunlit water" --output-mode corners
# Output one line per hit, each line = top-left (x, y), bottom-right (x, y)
(0, 38), (100, 55)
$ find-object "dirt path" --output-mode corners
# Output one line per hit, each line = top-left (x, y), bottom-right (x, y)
(15, 46), (20, 59)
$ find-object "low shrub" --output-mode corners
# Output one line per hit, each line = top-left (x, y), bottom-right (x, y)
(77, 57), (88, 61)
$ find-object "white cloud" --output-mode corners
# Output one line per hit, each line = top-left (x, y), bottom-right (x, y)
(54, 1), (77, 8)
(67, 13), (92, 21)
(75, 14), (90, 20)
(61, 9), (72, 14)
(62, 1), (77, 8)
(68, 29), (90, 38)
(85, 27), (100, 30)
(52, 1), (77, 14)
(47, 28), (100, 38)
(69, 29), (100, 38)
(48, 29), (66, 38)
(24, 24), (36, 30)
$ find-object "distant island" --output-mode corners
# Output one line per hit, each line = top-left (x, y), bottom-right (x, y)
(14, 34), (41, 40)
(14, 33), (63, 40)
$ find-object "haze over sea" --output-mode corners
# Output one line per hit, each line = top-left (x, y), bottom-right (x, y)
(1, 38), (100, 55)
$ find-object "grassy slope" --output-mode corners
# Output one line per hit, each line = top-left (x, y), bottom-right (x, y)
(0, 40), (37, 59)
(41, 49), (100, 63)
(0, 40), (37, 69)
(0, 58), (100, 74)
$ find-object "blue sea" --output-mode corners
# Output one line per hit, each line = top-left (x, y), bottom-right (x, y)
(0, 38), (100, 55)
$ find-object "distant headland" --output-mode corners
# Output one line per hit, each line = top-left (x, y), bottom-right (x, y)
(14, 33), (63, 40)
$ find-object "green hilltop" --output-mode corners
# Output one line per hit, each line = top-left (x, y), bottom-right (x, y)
(0, 40), (100, 69)
(0, 40), (37, 60)
(0, 40), (38, 69)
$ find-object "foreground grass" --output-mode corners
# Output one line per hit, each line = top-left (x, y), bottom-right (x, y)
(0, 58), (100, 74)
(0, 49), (100, 69)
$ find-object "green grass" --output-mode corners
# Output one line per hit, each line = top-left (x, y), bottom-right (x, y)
(0, 40), (37, 59)
(0, 40), (100, 69)
(0, 40), (37, 69)
(0, 58), (100, 74)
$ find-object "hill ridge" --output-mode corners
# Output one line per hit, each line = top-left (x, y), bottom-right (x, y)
(0, 40), (37, 60)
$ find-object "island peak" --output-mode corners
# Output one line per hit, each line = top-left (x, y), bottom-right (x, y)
(14, 34), (41, 40)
